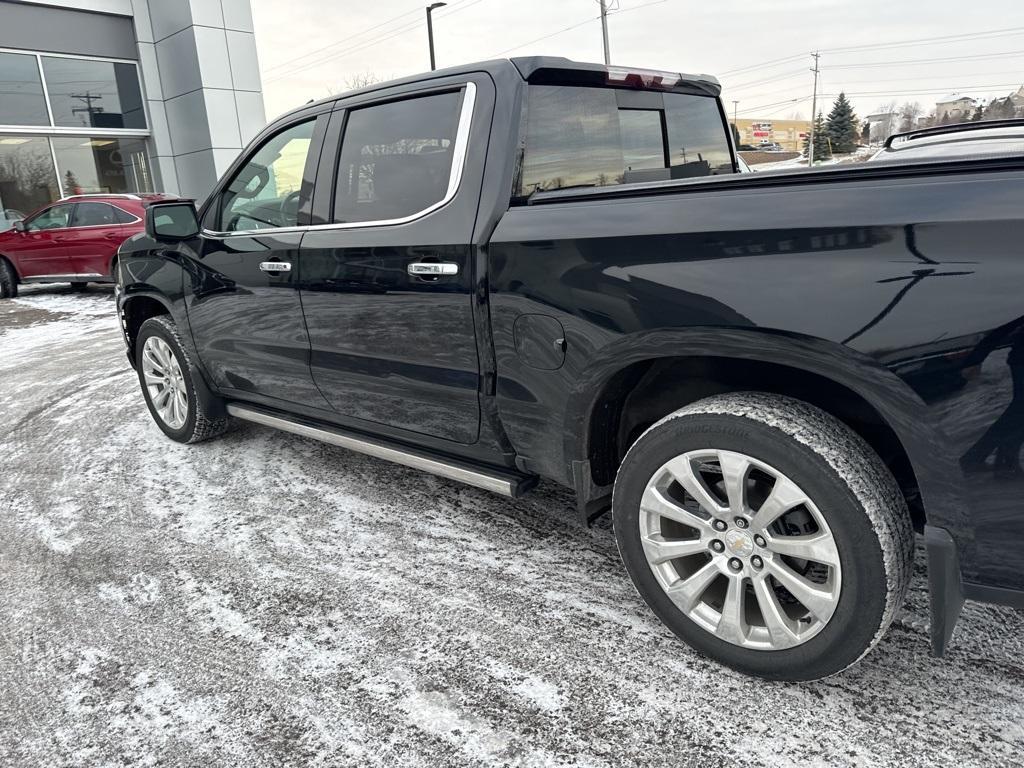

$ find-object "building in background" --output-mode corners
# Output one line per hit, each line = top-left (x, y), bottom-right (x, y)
(733, 118), (810, 152)
(934, 94), (975, 123)
(0, 0), (265, 219)
(866, 111), (899, 143)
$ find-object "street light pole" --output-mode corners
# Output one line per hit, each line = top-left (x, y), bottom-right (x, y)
(426, 2), (446, 71)
(599, 0), (611, 65)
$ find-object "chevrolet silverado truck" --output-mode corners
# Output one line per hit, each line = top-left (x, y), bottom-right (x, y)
(115, 57), (1024, 681)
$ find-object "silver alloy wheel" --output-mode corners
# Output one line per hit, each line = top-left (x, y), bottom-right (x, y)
(639, 449), (842, 650)
(141, 336), (189, 430)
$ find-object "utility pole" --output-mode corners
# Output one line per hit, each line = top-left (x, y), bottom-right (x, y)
(808, 51), (820, 166)
(426, 3), (446, 71)
(732, 100), (738, 125)
(599, 0), (611, 65)
(70, 92), (104, 127)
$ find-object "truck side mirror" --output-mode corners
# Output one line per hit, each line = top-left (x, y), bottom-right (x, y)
(145, 201), (199, 241)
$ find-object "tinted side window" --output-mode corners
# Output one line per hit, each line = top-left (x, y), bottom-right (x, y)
(71, 202), (117, 227)
(333, 90), (463, 224)
(26, 204), (73, 231)
(0, 52), (48, 126)
(220, 119), (315, 232)
(112, 206), (137, 224)
(518, 86), (734, 195)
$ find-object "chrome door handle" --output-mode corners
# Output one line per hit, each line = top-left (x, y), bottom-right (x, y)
(259, 261), (292, 273)
(408, 262), (458, 276)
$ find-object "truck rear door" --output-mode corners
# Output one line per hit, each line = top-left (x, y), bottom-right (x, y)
(299, 74), (493, 445)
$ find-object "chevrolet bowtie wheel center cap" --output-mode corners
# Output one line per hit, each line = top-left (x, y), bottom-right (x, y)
(724, 528), (755, 558)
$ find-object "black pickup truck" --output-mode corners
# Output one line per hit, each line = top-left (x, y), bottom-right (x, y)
(116, 57), (1024, 681)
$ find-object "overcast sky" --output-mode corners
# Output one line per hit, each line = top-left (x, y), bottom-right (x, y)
(252, 0), (1024, 123)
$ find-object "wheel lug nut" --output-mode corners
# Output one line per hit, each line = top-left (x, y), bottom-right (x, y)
(754, 534), (767, 547)
(734, 517), (748, 529)
(712, 519), (727, 532)
(751, 555), (763, 569)
(710, 540), (724, 553)
(728, 558), (743, 572)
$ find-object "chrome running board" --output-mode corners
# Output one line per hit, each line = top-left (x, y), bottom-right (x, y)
(226, 403), (536, 497)
(23, 273), (107, 282)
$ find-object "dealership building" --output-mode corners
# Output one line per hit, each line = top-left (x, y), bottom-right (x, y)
(0, 0), (265, 223)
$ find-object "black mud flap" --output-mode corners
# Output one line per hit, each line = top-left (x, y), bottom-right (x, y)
(924, 525), (965, 657)
(572, 459), (613, 526)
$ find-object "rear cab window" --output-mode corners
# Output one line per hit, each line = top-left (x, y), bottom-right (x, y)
(516, 84), (734, 197)
(333, 89), (465, 224)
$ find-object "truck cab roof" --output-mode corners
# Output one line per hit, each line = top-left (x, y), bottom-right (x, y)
(281, 57), (721, 120)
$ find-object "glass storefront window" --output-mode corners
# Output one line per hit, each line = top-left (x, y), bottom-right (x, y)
(0, 136), (59, 225)
(0, 52), (49, 126)
(51, 137), (152, 195)
(41, 56), (146, 130)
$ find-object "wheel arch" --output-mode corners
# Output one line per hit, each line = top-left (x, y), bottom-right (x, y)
(120, 292), (173, 362)
(0, 252), (20, 280)
(565, 328), (967, 536)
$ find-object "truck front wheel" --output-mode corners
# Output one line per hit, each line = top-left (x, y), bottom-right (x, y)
(136, 315), (228, 444)
(612, 392), (913, 681)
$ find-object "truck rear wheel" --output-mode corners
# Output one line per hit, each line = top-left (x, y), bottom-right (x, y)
(612, 392), (913, 681)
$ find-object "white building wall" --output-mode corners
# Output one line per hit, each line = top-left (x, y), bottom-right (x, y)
(135, 0), (266, 199)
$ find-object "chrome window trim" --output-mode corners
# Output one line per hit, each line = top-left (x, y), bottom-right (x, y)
(27, 202), (141, 230)
(69, 202), (142, 228)
(61, 193), (142, 201)
(202, 81), (477, 240)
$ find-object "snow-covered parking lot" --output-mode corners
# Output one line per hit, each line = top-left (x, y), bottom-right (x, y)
(2, 284), (1023, 767)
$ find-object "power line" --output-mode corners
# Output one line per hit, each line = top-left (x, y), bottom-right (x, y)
(488, 16), (599, 58)
(718, 25), (1024, 84)
(724, 67), (810, 92)
(737, 81), (1021, 117)
(719, 54), (806, 78)
(828, 50), (1024, 69)
(261, 5), (423, 75)
(822, 25), (1024, 54)
(736, 96), (811, 115)
(264, 0), (488, 84)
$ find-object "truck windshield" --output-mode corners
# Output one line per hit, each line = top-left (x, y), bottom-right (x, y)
(517, 86), (734, 196)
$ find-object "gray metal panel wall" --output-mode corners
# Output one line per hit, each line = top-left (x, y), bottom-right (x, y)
(0, 1), (137, 59)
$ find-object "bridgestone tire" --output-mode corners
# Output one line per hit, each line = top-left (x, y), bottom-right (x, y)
(136, 315), (228, 444)
(612, 392), (914, 681)
(0, 259), (17, 299)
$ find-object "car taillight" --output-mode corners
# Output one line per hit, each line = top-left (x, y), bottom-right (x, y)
(605, 67), (682, 90)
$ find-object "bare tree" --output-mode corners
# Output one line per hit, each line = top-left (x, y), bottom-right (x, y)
(897, 101), (922, 132)
(870, 101), (899, 142)
(329, 72), (384, 95)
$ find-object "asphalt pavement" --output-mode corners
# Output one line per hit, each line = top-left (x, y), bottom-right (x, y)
(1, 284), (1022, 767)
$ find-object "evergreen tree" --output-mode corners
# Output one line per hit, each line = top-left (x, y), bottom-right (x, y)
(984, 97), (1015, 120)
(970, 103), (985, 122)
(64, 170), (81, 196)
(802, 112), (831, 161)
(825, 92), (859, 154)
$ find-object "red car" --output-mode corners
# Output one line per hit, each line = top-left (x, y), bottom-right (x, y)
(0, 193), (176, 299)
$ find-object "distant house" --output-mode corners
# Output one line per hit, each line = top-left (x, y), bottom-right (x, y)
(865, 112), (898, 143)
(1009, 85), (1024, 112)
(934, 94), (976, 122)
